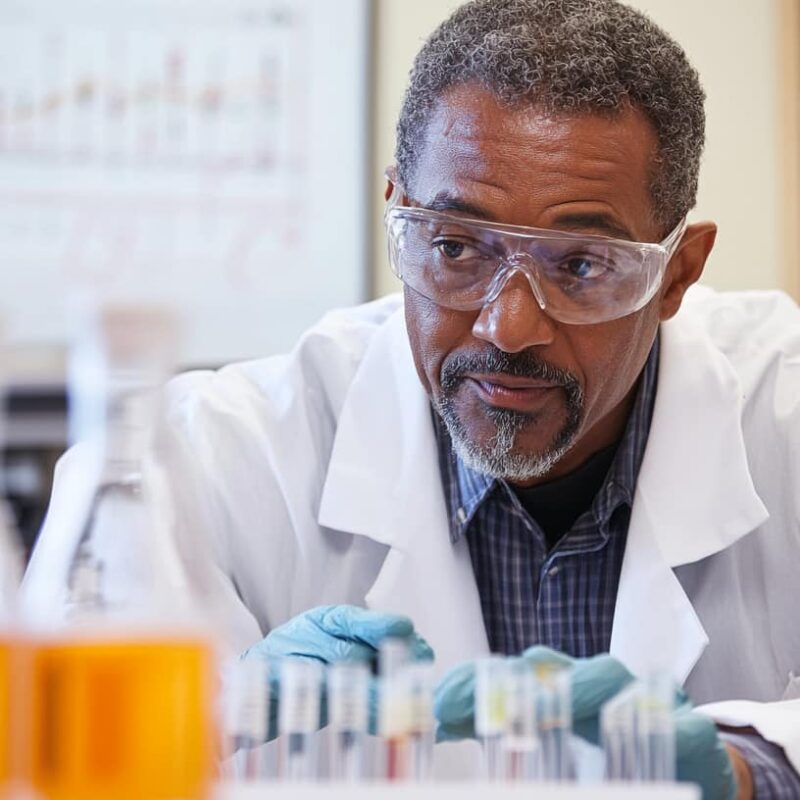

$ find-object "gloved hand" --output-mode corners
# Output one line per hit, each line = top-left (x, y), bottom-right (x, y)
(242, 604), (434, 738)
(434, 647), (737, 800)
(244, 604), (434, 663)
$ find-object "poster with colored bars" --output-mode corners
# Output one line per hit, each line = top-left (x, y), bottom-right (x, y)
(0, 0), (369, 365)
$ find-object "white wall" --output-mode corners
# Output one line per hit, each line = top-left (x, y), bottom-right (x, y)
(371, 0), (786, 298)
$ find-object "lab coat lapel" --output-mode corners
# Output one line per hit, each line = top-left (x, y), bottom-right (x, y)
(611, 310), (769, 683)
(318, 308), (489, 675)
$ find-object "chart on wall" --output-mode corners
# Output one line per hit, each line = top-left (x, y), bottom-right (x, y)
(0, 0), (370, 364)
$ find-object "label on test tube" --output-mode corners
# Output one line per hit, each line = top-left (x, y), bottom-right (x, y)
(226, 659), (269, 742)
(475, 657), (508, 737)
(505, 661), (536, 741)
(380, 679), (410, 738)
(327, 662), (369, 733)
(279, 659), (322, 735)
(404, 663), (434, 734)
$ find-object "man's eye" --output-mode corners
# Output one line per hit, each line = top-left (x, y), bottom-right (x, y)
(438, 240), (465, 259)
(433, 238), (487, 261)
(563, 256), (607, 279)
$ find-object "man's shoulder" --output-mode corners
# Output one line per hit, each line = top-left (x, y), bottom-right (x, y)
(675, 285), (800, 433)
(677, 285), (800, 357)
(163, 294), (405, 437)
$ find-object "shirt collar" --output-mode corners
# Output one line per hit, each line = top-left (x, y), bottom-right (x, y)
(435, 335), (660, 544)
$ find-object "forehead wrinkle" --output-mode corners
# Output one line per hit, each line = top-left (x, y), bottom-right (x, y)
(420, 178), (516, 220)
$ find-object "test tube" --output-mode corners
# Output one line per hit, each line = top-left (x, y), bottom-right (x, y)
(327, 662), (369, 781)
(503, 660), (540, 781)
(278, 659), (322, 780)
(602, 682), (638, 781)
(225, 659), (269, 780)
(534, 662), (573, 781)
(379, 636), (411, 678)
(601, 673), (675, 782)
(636, 673), (676, 782)
(403, 662), (435, 781)
(475, 657), (508, 780)
(379, 638), (411, 781)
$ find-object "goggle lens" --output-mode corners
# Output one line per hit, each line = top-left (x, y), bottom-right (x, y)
(385, 206), (684, 325)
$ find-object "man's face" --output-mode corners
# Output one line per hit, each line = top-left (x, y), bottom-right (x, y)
(402, 84), (683, 486)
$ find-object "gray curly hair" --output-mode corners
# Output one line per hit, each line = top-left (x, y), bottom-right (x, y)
(396, 0), (705, 233)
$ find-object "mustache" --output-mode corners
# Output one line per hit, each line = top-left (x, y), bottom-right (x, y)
(440, 347), (580, 393)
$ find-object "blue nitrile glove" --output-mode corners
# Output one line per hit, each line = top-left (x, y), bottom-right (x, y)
(434, 647), (737, 800)
(242, 604), (434, 739)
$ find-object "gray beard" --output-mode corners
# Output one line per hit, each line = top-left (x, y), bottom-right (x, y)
(435, 350), (584, 482)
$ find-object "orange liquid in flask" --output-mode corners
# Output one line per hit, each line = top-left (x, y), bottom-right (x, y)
(29, 636), (216, 800)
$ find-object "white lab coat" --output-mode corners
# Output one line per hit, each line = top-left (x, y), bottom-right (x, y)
(24, 285), (800, 774)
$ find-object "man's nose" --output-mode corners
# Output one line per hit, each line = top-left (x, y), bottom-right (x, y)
(471, 268), (556, 352)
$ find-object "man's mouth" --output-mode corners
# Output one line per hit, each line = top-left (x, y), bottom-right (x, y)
(464, 372), (563, 413)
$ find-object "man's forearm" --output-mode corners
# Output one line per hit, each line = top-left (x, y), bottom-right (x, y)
(722, 732), (800, 799)
(726, 744), (754, 800)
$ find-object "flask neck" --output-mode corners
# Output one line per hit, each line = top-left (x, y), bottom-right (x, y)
(98, 388), (155, 485)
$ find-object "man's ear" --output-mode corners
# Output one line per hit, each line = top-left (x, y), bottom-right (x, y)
(384, 178), (395, 202)
(659, 221), (717, 321)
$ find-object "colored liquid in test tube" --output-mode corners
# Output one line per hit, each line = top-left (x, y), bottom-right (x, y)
(534, 662), (573, 781)
(327, 662), (369, 781)
(503, 660), (540, 781)
(475, 657), (508, 780)
(278, 659), (322, 781)
(378, 638), (410, 781)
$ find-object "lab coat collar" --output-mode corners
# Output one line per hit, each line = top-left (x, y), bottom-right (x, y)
(609, 308), (769, 683)
(633, 308), (768, 569)
(317, 307), (489, 673)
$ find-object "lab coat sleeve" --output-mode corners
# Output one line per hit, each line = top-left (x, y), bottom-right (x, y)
(698, 699), (800, 775)
(156, 370), (266, 656)
(720, 730), (800, 799)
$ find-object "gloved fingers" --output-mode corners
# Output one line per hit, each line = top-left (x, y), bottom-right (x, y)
(432, 660), (483, 742)
(314, 605), (413, 642)
(520, 645), (574, 669)
(435, 718), (477, 743)
(674, 709), (737, 800)
(571, 653), (635, 719)
(408, 634), (435, 661)
(314, 604), (435, 661)
(569, 653), (634, 744)
(321, 605), (435, 662)
(260, 628), (377, 664)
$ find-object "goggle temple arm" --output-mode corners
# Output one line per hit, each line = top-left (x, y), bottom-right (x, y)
(662, 215), (689, 259)
(383, 167), (406, 215)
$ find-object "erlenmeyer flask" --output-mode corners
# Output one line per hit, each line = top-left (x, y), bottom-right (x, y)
(23, 304), (218, 800)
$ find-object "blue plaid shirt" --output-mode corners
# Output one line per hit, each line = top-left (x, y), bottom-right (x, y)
(434, 336), (798, 797)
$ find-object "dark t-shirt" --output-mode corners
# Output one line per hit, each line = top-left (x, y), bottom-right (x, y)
(512, 443), (619, 551)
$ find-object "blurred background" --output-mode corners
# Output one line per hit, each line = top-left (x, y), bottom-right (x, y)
(1, 0), (798, 556)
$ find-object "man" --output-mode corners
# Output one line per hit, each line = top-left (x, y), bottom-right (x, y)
(27, 0), (800, 796)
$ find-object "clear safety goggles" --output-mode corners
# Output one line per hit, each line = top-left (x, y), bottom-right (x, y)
(384, 181), (687, 325)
